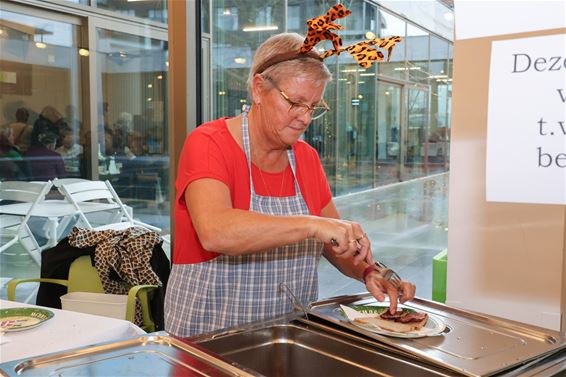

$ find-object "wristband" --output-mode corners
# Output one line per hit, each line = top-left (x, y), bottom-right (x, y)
(362, 265), (375, 283)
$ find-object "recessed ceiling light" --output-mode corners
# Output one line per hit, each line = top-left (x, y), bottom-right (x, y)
(243, 25), (278, 32)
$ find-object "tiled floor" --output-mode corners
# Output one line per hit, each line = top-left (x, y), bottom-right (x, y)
(1, 172), (449, 303)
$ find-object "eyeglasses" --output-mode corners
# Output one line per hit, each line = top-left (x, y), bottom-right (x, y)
(263, 75), (330, 120)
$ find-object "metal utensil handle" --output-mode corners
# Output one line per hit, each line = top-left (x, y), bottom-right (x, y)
(373, 261), (403, 291)
(279, 283), (309, 320)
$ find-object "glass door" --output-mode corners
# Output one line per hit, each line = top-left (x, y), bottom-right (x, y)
(89, 18), (169, 231)
(375, 80), (402, 185)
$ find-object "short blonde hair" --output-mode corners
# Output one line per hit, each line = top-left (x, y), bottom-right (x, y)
(247, 33), (332, 96)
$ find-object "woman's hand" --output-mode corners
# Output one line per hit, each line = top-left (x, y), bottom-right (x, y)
(311, 217), (372, 266)
(364, 270), (416, 314)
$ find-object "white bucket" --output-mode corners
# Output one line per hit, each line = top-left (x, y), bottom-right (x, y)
(61, 292), (128, 320)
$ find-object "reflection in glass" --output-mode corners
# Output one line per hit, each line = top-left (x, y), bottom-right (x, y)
(406, 24), (429, 84)
(376, 82), (401, 185)
(378, 10), (406, 80)
(429, 36), (450, 168)
(208, 0), (452, 196)
(95, 28), (169, 230)
(404, 88), (428, 180)
(0, 9), (85, 181)
(212, 0), (286, 119)
(95, 0), (168, 24)
(332, 1), (376, 196)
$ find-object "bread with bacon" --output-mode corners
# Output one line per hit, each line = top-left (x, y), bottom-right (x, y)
(354, 308), (428, 333)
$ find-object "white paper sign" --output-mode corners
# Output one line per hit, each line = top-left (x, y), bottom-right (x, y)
(455, 1), (566, 41)
(486, 34), (566, 205)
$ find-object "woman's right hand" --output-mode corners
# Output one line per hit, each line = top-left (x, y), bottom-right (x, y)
(311, 217), (373, 266)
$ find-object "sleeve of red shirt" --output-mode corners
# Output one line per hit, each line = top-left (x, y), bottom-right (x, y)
(175, 121), (232, 208)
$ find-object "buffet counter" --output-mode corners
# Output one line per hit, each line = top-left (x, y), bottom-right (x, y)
(2, 295), (566, 376)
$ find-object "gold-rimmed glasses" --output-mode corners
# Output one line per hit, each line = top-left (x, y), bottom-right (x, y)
(263, 75), (330, 120)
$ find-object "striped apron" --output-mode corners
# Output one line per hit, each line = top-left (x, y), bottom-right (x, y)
(165, 112), (323, 337)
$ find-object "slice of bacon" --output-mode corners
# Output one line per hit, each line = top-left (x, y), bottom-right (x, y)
(380, 308), (427, 323)
(397, 312), (428, 323)
(380, 309), (406, 320)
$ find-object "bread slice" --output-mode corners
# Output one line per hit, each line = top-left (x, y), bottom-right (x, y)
(354, 312), (428, 333)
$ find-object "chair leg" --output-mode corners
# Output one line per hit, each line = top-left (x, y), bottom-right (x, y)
(21, 224), (42, 265)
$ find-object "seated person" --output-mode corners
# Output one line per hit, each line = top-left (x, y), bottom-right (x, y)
(0, 127), (29, 179)
(25, 132), (66, 181)
(56, 127), (83, 176)
(7, 107), (33, 153)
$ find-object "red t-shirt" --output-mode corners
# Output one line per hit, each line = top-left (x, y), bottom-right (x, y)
(173, 118), (332, 264)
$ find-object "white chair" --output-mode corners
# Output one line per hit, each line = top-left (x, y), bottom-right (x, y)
(58, 179), (161, 232)
(0, 180), (53, 265)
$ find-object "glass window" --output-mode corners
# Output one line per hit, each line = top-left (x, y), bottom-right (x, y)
(287, 5), (301, 30)
(378, 10), (406, 80)
(201, 0), (210, 34)
(95, 28), (169, 231)
(0, 9), (85, 181)
(406, 23), (429, 84)
(332, 0), (377, 195)
(212, 0), (285, 119)
(94, 0), (168, 24)
(376, 81), (401, 185)
(62, 0), (88, 4)
(429, 36), (450, 168)
(404, 87), (428, 180)
(215, 7), (239, 31)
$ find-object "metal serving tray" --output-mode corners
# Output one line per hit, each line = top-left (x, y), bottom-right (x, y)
(192, 316), (454, 377)
(307, 293), (566, 377)
(0, 333), (257, 377)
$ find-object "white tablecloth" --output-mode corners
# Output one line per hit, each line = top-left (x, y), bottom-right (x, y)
(0, 299), (144, 363)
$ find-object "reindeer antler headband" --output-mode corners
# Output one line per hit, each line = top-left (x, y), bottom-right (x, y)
(256, 4), (402, 74)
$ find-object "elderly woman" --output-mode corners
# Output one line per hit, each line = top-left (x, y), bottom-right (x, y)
(165, 33), (416, 337)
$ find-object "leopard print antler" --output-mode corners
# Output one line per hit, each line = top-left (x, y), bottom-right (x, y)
(299, 4), (352, 55)
(319, 36), (402, 68)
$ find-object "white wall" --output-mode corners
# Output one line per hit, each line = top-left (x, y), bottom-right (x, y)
(447, 1), (566, 331)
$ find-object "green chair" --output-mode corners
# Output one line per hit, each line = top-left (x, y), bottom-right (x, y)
(7, 255), (158, 332)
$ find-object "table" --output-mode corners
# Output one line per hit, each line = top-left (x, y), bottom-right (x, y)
(0, 299), (144, 363)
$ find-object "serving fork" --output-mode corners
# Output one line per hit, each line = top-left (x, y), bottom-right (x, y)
(372, 260), (403, 293)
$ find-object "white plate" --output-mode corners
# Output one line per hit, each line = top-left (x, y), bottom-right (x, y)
(339, 304), (446, 338)
(0, 307), (54, 332)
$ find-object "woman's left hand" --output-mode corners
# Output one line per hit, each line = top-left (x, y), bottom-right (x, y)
(364, 271), (416, 314)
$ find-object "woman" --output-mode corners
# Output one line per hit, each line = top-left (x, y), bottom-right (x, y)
(165, 33), (416, 337)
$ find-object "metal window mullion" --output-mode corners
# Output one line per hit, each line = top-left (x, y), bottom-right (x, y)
(87, 15), (99, 180)
(399, 85), (407, 181)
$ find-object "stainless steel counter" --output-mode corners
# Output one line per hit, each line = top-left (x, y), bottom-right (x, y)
(0, 333), (258, 377)
(191, 295), (566, 377)
(2, 295), (565, 376)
